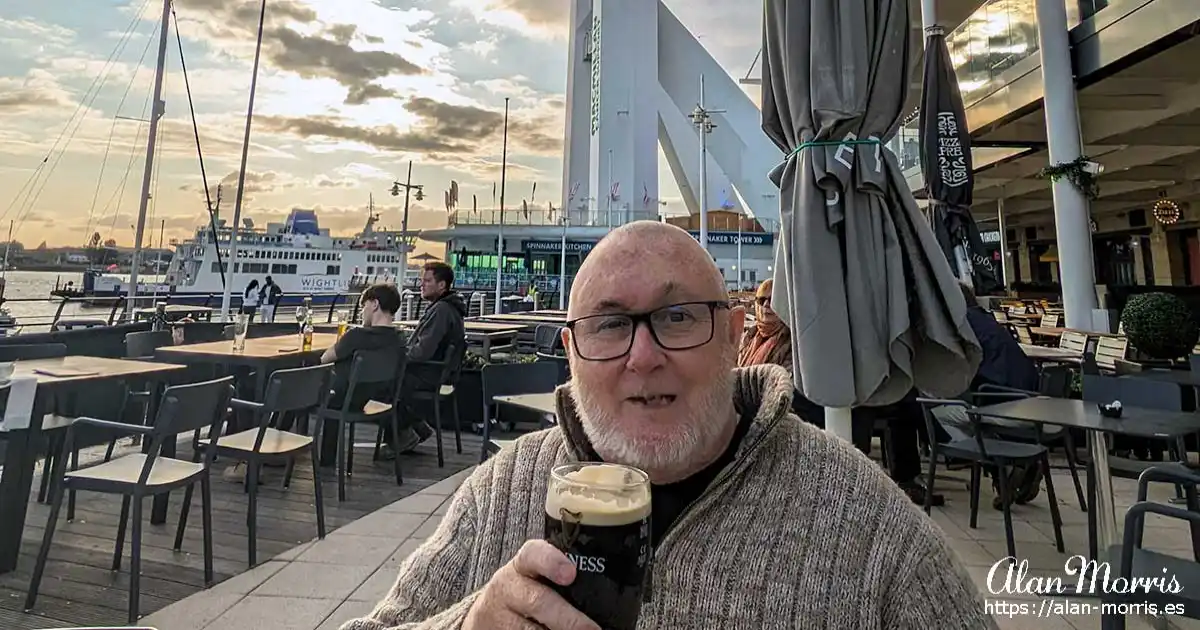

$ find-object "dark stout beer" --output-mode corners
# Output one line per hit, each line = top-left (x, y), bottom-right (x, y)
(544, 463), (651, 630)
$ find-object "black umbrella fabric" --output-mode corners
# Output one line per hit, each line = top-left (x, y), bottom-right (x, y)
(919, 26), (1001, 293)
(761, 0), (982, 412)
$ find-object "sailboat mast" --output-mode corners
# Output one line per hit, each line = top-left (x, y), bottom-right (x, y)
(218, 0), (268, 322)
(127, 0), (172, 319)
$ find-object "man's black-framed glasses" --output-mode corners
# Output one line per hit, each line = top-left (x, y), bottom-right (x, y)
(565, 301), (730, 361)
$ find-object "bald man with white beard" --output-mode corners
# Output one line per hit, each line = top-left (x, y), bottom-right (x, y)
(341, 221), (995, 630)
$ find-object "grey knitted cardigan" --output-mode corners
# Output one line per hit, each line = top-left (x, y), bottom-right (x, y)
(342, 364), (997, 629)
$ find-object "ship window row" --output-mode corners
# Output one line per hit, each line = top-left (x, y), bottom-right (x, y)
(367, 254), (398, 263)
(210, 262), (302, 275)
(219, 249), (343, 261)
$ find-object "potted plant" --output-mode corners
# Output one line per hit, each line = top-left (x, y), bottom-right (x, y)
(1120, 292), (1200, 360)
(453, 352), (539, 429)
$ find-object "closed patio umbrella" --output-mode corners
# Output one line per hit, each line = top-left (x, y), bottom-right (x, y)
(919, 25), (1001, 294)
(761, 0), (982, 439)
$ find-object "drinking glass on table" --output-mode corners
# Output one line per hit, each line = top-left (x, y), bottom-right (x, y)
(232, 312), (249, 352)
(544, 462), (651, 630)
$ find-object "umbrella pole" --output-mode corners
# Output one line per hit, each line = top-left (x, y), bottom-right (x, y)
(824, 407), (853, 442)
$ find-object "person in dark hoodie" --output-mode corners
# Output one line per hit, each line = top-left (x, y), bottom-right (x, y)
(318, 282), (406, 465)
(384, 261), (466, 457)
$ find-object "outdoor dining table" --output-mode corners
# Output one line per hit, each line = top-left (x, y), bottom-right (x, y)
(974, 397), (1200, 565)
(1019, 343), (1081, 362)
(154, 333), (337, 405)
(394, 321), (520, 360)
(494, 393), (557, 429)
(0, 356), (188, 573)
(133, 305), (215, 323)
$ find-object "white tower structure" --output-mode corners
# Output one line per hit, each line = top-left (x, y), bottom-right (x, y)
(562, 0), (783, 226)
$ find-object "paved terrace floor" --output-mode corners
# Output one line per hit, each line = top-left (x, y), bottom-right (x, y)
(10, 441), (1200, 629)
(0, 429), (481, 629)
(132, 456), (1200, 630)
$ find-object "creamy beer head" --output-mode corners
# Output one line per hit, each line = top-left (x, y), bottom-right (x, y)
(545, 463), (651, 527)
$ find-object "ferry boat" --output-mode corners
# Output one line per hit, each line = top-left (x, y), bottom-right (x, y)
(66, 208), (415, 306)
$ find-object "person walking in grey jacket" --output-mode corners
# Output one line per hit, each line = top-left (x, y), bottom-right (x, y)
(341, 222), (994, 630)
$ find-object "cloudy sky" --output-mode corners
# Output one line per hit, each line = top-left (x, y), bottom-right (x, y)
(0, 0), (761, 250)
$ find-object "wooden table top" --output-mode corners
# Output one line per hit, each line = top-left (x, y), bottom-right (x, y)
(494, 392), (557, 415)
(11, 356), (187, 385)
(1032, 327), (1124, 339)
(156, 333), (338, 360)
(1019, 343), (1081, 361)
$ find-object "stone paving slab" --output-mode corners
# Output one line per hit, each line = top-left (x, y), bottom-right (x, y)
(140, 459), (1200, 630)
(138, 467), (473, 630)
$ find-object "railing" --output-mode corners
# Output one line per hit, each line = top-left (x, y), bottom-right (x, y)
(2, 291), (365, 334)
(448, 207), (662, 228)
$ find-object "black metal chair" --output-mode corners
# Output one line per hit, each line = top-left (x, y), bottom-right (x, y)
(1098, 467), (1200, 629)
(972, 381), (1088, 512)
(317, 349), (406, 501)
(25, 376), (235, 624)
(0, 343), (68, 361)
(534, 324), (564, 355)
(401, 341), (465, 468)
(916, 397), (1065, 560)
(480, 360), (561, 462)
(61, 331), (176, 520)
(192, 363), (334, 567)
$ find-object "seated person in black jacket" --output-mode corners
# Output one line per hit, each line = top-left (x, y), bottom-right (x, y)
(317, 283), (405, 466)
(933, 281), (1056, 507)
(380, 261), (467, 459)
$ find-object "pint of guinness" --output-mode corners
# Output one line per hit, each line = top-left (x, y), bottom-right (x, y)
(544, 463), (651, 630)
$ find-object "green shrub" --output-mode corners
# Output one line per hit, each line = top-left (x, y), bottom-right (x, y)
(1120, 292), (1200, 360)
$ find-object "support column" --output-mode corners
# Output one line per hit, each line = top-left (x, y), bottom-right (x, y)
(1035, 0), (1098, 330)
(997, 198), (1010, 290)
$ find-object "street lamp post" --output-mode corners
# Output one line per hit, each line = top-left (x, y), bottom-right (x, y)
(390, 161), (424, 291)
(558, 214), (569, 309)
(688, 75), (724, 254)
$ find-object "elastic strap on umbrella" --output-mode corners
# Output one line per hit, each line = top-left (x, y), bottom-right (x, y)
(789, 138), (882, 156)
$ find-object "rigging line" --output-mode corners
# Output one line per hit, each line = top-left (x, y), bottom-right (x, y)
(1, 0), (153, 222)
(84, 26), (158, 240)
(101, 92), (153, 241)
(6, 0), (157, 227)
(173, 4), (226, 289)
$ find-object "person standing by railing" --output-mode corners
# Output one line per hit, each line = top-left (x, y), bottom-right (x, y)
(241, 279), (261, 322)
(260, 275), (281, 322)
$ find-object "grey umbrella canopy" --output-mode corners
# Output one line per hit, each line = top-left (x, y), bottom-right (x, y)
(761, 0), (981, 410)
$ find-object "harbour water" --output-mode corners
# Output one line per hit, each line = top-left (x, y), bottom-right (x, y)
(3, 270), (168, 332)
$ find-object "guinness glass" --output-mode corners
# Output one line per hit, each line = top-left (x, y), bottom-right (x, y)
(544, 463), (651, 630)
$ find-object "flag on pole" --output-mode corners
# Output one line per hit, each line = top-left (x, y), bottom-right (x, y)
(643, 183), (651, 208)
(531, 182), (537, 201)
(522, 199), (529, 218)
(610, 182), (620, 201)
(444, 190), (451, 212)
(472, 194), (478, 213)
(450, 181), (459, 207)
(568, 181), (580, 202)
(492, 182), (497, 206)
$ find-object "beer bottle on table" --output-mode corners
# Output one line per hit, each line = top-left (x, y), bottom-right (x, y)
(544, 463), (651, 630)
(301, 317), (314, 352)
